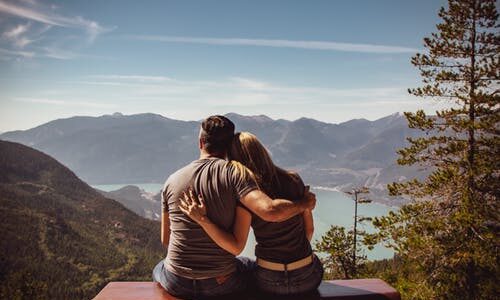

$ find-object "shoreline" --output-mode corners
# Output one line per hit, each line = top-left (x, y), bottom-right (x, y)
(92, 182), (401, 209)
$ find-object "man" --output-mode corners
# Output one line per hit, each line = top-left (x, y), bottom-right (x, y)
(153, 115), (316, 299)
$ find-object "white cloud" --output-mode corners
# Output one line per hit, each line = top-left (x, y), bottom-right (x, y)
(230, 77), (270, 90)
(0, 0), (114, 60)
(3, 22), (30, 38)
(0, 46), (34, 57)
(0, 1), (111, 38)
(14, 97), (116, 108)
(128, 35), (420, 54)
(2, 22), (34, 48)
(13, 36), (32, 47)
(90, 75), (173, 82)
(0, 1), (61, 26)
(77, 74), (416, 109)
(40, 46), (78, 60)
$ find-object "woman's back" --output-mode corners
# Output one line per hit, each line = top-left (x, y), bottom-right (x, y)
(251, 169), (312, 263)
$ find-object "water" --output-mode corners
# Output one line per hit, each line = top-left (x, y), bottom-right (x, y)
(307, 188), (394, 260)
(93, 183), (394, 260)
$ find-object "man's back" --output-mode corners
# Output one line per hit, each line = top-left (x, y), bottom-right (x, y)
(162, 157), (256, 279)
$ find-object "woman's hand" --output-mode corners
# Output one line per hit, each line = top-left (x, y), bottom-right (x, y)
(179, 189), (209, 224)
(180, 189), (252, 256)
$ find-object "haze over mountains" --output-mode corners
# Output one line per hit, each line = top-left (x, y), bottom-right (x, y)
(0, 112), (423, 204)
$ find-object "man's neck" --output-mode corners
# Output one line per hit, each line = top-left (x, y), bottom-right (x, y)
(199, 149), (225, 160)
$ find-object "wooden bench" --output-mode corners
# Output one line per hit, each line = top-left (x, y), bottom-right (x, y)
(93, 279), (401, 300)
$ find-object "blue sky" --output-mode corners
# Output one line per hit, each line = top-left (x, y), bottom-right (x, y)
(0, 0), (448, 132)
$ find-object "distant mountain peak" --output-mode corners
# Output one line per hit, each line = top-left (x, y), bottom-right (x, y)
(372, 112), (406, 127)
(339, 118), (370, 126)
(112, 112), (123, 117)
(225, 112), (274, 123)
(294, 117), (328, 127)
(391, 112), (404, 118)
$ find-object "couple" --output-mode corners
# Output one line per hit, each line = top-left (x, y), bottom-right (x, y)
(153, 115), (323, 299)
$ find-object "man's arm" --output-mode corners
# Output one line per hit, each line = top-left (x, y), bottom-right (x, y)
(161, 209), (170, 249)
(161, 187), (170, 249)
(239, 189), (316, 222)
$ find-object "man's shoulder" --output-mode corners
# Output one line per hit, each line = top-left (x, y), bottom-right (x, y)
(206, 157), (229, 167)
(166, 158), (229, 185)
(165, 161), (197, 186)
(198, 157), (231, 174)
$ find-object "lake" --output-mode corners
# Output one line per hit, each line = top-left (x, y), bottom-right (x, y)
(93, 183), (394, 260)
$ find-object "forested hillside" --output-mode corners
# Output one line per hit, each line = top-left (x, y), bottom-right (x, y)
(0, 141), (165, 300)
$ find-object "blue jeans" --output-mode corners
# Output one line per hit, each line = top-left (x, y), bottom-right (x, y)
(153, 257), (256, 299)
(254, 254), (324, 296)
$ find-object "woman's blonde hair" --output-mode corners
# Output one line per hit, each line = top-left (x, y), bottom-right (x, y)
(229, 132), (283, 197)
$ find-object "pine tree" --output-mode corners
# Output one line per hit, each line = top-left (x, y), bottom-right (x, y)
(316, 187), (372, 279)
(315, 225), (366, 279)
(369, 1), (499, 299)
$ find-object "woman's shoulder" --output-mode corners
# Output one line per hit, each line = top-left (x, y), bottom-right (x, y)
(276, 168), (305, 199)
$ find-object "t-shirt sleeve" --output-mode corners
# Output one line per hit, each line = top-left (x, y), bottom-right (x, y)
(236, 201), (252, 213)
(161, 181), (171, 213)
(227, 162), (258, 200)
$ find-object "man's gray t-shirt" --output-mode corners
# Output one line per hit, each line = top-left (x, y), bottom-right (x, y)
(162, 157), (257, 279)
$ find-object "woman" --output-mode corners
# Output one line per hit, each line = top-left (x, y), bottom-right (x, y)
(180, 131), (323, 295)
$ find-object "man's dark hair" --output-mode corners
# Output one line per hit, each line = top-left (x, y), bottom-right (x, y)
(200, 115), (235, 155)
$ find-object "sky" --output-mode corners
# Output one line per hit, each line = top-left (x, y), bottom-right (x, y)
(0, 0), (449, 132)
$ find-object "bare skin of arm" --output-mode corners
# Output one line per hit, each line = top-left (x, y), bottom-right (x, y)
(161, 209), (170, 249)
(239, 189), (316, 223)
(303, 209), (314, 241)
(179, 191), (251, 256)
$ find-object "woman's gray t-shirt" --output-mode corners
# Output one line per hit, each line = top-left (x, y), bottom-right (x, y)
(162, 158), (257, 279)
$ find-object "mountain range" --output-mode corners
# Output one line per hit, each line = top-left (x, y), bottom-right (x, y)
(0, 112), (424, 205)
(0, 140), (165, 299)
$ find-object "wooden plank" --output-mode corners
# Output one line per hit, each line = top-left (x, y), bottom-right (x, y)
(319, 279), (401, 300)
(93, 282), (178, 300)
(93, 279), (400, 300)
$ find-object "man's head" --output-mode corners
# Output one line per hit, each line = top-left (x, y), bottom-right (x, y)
(199, 115), (235, 157)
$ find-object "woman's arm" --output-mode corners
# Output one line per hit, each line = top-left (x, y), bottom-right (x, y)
(303, 209), (314, 241)
(179, 191), (252, 256)
(301, 185), (314, 241)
